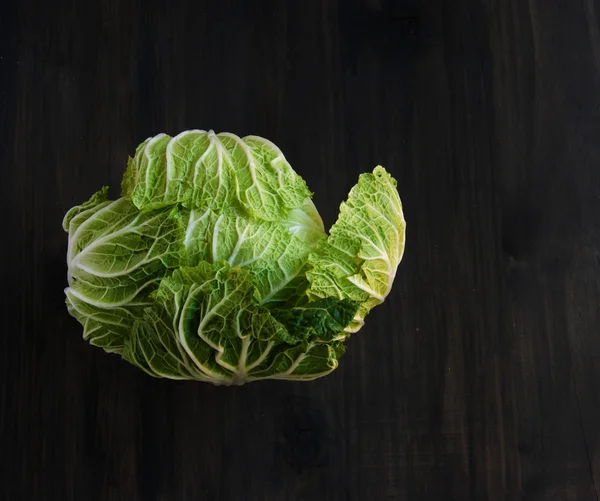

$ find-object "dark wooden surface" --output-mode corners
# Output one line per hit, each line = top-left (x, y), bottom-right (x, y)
(3, 1), (600, 500)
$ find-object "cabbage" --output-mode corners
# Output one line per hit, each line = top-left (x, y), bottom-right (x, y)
(63, 130), (406, 384)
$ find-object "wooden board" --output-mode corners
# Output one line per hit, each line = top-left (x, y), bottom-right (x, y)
(2, 1), (600, 499)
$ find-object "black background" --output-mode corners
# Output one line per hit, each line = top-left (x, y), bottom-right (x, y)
(3, 1), (600, 500)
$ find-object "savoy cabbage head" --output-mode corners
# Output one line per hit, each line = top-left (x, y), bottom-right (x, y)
(63, 130), (406, 384)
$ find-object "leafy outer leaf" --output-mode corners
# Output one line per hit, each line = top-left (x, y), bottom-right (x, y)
(123, 316), (207, 381)
(121, 130), (312, 221)
(63, 190), (186, 360)
(247, 340), (346, 381)
(65, 289), (143, 353)
(66, 196), (185, 306)
(62, 186), (110, 232)
(133, 261), (351, 384)
(181, 205), (325, 304)
(306, 166), (406, 332)
(150, 262), (286, 384)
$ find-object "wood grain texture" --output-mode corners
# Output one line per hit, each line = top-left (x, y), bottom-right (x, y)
(2, 0), (600, 500)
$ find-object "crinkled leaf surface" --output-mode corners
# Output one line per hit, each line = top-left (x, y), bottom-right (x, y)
(122, 262), (353, 384)
(182, 205), (324, 304)
(306, 166), (406, 332)
(121, 130), (311, 220)
(65, 193), (185, 307)
(64, 131), (405, 384)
